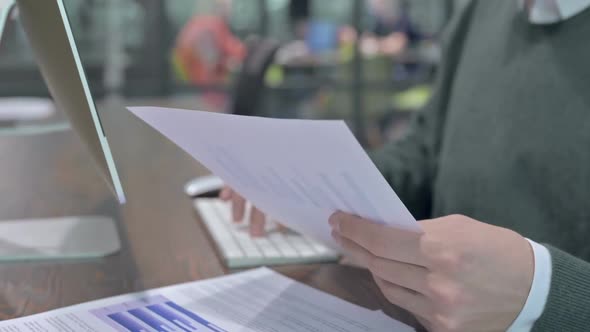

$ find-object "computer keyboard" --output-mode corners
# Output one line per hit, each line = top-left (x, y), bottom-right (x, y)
(194, 198), (339, 268)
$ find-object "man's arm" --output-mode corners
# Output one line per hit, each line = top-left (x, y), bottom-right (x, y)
(533, 245), (590, 331)
(369, 1), (475, 220)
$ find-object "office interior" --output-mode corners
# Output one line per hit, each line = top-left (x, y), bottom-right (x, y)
(0, 0), (466, 147)
(0, 0), (464, 327)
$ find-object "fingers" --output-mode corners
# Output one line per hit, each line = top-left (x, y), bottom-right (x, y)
(331, 230), (369, 269)
(276, 223), (289, 233)
(218, 186), (284, 237)
(329, 211), (425, 266)
(219, 186), (233, 201)
(374, 276), (432, 320)
(332, 230), (428, 294)
(219, 186), (245, 222)
(369, 258), (428, 295)
(231, 193), (246, 223)
(249, 207), (266, 237)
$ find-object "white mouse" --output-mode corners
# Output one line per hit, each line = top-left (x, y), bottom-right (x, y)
(184, 175), (225, 198)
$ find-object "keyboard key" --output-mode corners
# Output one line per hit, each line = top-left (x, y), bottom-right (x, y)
(304, 237), (337, 256)
(284, 233), (317, 257)
(232, 231), (264, 259)
(212, 200), (232, 223)
(252, 237), (282, 258)
(267, 232), (300, 258)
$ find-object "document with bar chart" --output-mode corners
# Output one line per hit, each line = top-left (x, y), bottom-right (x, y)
(90, 295), (226, 332)
(0, 268), (414, 332)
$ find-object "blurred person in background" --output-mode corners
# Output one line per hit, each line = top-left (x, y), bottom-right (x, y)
(289, 0), (311, 40)
(339, 0), (424, 58)
(173, 0), (245, 108)
(368, 0), (423, 56)
(220, 0), (590, 330)
(367, 0), (426, 81)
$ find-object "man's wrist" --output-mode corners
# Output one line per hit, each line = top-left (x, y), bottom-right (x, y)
(507, 239), (552, 331)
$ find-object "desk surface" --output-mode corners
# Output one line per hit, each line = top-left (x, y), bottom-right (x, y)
(0, 97), (417, 328)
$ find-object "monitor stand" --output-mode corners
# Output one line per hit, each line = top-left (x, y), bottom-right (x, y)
(0, 128), (121, 261)
(0, 1), (121, 261)
(0, 216), (121, 261)
(0, 122), (122, 261)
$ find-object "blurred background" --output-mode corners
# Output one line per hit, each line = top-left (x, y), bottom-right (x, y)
(0, 0), (470, 148)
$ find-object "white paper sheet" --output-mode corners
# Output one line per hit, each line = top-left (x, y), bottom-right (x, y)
(129, 107), (420, 247)
(0, 268), (414, 332)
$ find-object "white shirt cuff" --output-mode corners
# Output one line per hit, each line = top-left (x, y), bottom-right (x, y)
(507, 239), (552, 332)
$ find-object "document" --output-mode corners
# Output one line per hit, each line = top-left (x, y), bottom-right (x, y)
(0, 268), (414, 332)
(129, 107), (419, 247)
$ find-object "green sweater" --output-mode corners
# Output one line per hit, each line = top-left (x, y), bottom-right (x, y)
(370, 1), (590, 330)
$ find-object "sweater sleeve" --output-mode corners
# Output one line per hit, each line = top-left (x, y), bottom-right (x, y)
(369, 2), (476, 219)
(532, 245), (590, 331)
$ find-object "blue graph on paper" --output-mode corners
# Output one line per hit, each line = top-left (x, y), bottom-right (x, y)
(91, 295), (228, 332)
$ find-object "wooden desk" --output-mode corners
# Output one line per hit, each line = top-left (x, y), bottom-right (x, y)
(0, 98), (418, 329)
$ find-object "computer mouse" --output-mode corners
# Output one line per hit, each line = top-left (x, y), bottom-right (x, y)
(184, 175), (225, 198)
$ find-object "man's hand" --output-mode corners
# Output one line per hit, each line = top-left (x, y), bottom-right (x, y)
(219, 186), (266, 237)
(329, 213), (534, 332)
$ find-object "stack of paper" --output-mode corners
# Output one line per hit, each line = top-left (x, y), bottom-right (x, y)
(128, 107), (420, 248)
(0, 268), (414, 331)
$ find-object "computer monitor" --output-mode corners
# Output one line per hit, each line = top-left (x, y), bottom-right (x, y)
(0, 0), (125, 260)
(18, 0), (126, 203)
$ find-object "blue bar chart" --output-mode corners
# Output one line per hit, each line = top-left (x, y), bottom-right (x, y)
(91, 295), (228, 332)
